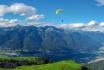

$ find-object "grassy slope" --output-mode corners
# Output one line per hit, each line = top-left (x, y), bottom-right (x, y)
(0, 57), (81, 70)
(0, 60), (82, 70)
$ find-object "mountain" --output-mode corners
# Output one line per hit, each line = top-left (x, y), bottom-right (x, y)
(0, 25), (104, 62)
(87, 59), (104, 70)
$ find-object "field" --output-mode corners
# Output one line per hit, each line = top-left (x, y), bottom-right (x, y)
(15, 61), (81, 70)
(0, 57), (83, 70)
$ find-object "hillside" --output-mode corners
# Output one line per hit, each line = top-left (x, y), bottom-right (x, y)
(0, 25), (104, 62)
(0, 57), (88, 70)
(0, 25), (104, 52)
(0, 57), (87, 70)
(13, 61), (83, 70)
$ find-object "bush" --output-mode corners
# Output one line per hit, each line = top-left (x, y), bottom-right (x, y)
(0, 57), (51, 68)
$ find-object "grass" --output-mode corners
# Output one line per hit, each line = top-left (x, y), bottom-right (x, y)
(14, 61), (81, 70)
(0, 57), (82, 70)
(0, 60), (82, 70)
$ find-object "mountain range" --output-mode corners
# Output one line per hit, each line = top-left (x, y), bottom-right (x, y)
(0, 25), (104, 63)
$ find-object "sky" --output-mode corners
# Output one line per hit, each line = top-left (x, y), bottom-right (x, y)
(0, 0), (104, 27)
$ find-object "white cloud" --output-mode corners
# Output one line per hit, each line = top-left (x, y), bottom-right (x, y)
(0, 5), (8, 16)
(24, 20), (104, 31)
(27, 14), (44, 20)
(9, 19), (19, 24)
(0, 18), (19, 27)
(96, 0), (104, 6)
(99, 22), (104, 26)
(87, 20), (97, 26)
(0, 3), (44, 21)
(56, 20), (104, 32)
(59, 20), (98, 29)
(9, 3), (36, 17)
(59, 23), (85, 28)
(0, 18), (104, 32)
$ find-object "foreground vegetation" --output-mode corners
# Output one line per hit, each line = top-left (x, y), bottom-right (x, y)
(0, 57), (50, 68)
(14, 61), (87, 70)
(0, 57), (88, 70)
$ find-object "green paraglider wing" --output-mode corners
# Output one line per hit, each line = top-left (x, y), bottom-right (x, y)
(56, 9), (64, 15)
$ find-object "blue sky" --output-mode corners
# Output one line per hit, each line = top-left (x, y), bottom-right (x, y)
(0, 0), (104, 26)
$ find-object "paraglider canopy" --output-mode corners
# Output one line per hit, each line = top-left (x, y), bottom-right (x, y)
(56, 9), (64, 15)
(56, 8), (64, 23)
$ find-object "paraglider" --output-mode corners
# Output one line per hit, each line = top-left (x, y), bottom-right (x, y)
(56, 9), (64, 23)
(56, 9), (64, 15)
